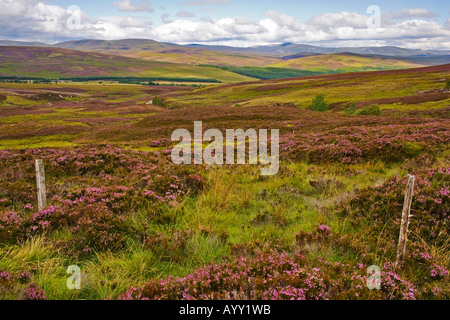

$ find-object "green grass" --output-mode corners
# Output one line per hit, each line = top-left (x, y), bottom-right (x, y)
(199, 65), (324, 79)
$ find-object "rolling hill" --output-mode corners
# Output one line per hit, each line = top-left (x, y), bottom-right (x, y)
(185, 42), (450, 57)
(157, 64), (450, 109)
(0, 46), (255, 83)
(55, 39), (281, 67)
(3, 39), (450, 68)
(50, 39), (450, 68)
(269, 53), (425, 72)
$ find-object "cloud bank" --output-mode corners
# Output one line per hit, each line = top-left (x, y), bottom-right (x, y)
(0, 0), (449, 49)
(113, 0), (154, 13)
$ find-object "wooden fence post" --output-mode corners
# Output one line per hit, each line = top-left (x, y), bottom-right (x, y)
(35, 159), (47, 212)
(396, 174), (415, 267)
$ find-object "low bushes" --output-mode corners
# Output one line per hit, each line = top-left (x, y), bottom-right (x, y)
(119, 248), (425, 300)
(357, 105), (382, 116)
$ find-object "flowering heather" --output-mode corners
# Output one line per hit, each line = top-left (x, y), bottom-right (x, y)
(281, 121), (449, 164)
(22, 283), (46, 300)
(119, 251), (427, 300)
(0, 269), (44, 300)
(335, 168), (449, 299)
(342, 168), (449, 246)
(0, 146), (206, 251)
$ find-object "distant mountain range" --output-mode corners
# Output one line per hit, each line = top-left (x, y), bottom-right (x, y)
(201, 42), (450, 57)
(1, 39), (449, 81)
(2, 39), (450, 58)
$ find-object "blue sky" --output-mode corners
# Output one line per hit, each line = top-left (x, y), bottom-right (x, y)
(51, 0), (449, 25)
(0, 0), (449, 48)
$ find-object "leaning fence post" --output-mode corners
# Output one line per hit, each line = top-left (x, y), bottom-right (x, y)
(35, 159), (47, 212)
(396, 174), (415, 267)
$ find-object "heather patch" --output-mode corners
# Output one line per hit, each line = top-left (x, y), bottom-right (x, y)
(119, 251), (425, 300)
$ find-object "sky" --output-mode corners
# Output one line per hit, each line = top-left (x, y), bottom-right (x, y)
(0, 0), (449, 49)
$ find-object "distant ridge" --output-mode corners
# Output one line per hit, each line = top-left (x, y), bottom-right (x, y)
(2, 39), (450, 57)
(185, 43), (450, 57)
(0, 46), (255, 82)
(0, 40), (50, 47)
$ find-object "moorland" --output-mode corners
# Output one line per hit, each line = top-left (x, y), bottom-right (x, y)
(0, 40), (448, 300)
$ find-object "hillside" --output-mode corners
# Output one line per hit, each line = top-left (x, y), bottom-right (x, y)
(186, 42), (450, 57)
(3, 39), (450, 69)
(55, 39), (281, 67)
(157, 64), (450, 109)
(270, 53), (425, 72)
(0, 46), (255, 83)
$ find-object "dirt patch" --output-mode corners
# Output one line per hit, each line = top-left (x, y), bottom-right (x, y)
(328, 101), (352, 111)
(251, 83), (298, 92)
(43, 87), (87, 93)
(407, 106), (450, 118)
(142, 86), (189, 95)
(0, 124), (89, 140)
(0, 108), (53, 117)
(357, 89), (450, 107)
(31, 93), (77, 102)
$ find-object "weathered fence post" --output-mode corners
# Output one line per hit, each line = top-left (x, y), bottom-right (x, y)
(35, 159), (47, 211)
(396, 174), (415, 267)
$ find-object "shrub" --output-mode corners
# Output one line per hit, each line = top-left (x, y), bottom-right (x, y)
(152, 96), (164, 107)
(344, 102), (357, 115)
(357, 105), (382, 116)
(66, 203), (131, 254)
(311, 94), (327, 111)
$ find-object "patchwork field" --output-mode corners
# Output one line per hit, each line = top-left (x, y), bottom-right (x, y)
(0, 46), (254, 83)
(0, 62), (448, 300)
(56, 39), (281, 67)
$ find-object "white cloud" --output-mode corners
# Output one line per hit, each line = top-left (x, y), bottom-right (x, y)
(0, 0), (153, 42)
(149, 10), (450, 48)
(0, 1), (449, 50)
(307, 11), (368, 28)
(181, 0), (230, 6)
(385, 8), (436, 20)
(161, 13), (173, 24)
(113, 0), (153, 13)
(176, 10), (196, 18)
